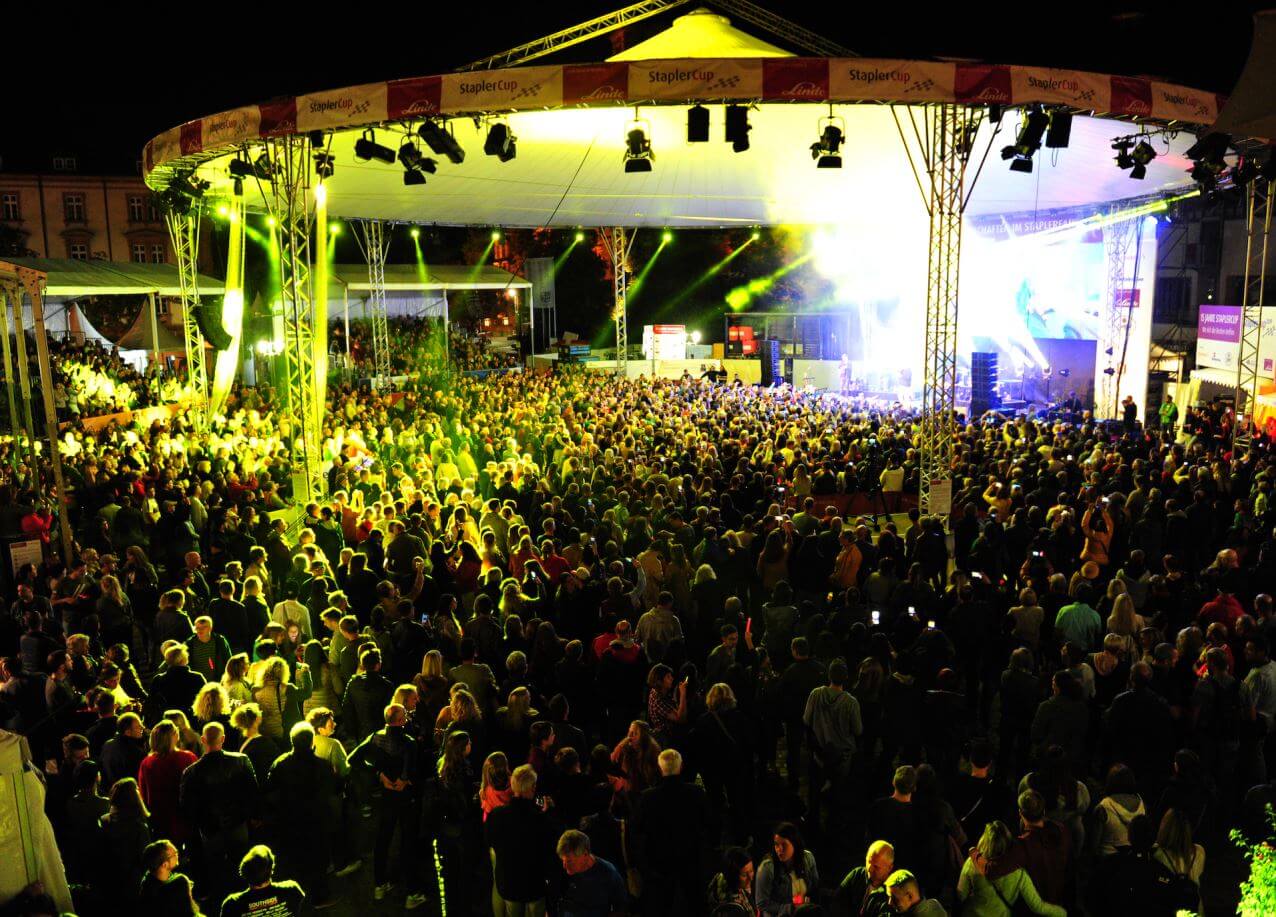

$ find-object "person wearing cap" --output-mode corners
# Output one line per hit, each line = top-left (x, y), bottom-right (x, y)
(884, 869), (946, 916)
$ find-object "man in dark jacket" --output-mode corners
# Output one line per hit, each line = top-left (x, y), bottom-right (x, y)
(266, 722), (337, 906)
(778, 637), (826, 789)
(485, 763), (558, 914)
(149, 643), (206, 716)
(632, 749), (710, 916)
(341, 647), (394, 745)
(1003, 789), (1072, 908)
(349, 703), (428, 909)
(1103, 662), (1174, 788)
(100, 712), (148, 787)
(207, 580), (251, 654)
(179, 722), (258, 899)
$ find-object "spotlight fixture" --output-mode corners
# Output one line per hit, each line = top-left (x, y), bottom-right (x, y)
(1186, 131), (1230, 190)
(253, 150), (274, 179)
(725, 105), (751, 153)
(173, 172), (209, 199)
(662, 230), (673, 243)
(1045, 110), (1072, 149)
(987, 104), (1004, 124)
(354, 130), (396, 164)
(810, 115), (845, 169)
(575, 231), (586, 242)
(232, 178), (243, 197)
(1001, 106), (1049, 170)
(751, 230), (760, 240)
(228, 157), (254, 180)
(329, 222), (342, 236)
(398, 140), (424, 170)
(484, 122), (517, 162)
(403, 168), (427, 187)
(1112, 139), (1135, 171)
(687, 105), (710, 143)
(417, 121), (466, 164)
(314, 151), (335, 180)
(1232, 157), (1259, 188)
(410, 227), (421, 239)
(308, 131), (326, 149)
(1130, 140), (1157, 180)
(491, 230), (501, 241)
(624, 119), (654, 173)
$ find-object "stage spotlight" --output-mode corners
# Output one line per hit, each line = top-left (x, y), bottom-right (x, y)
(662, 230), (673, 243)
(810, 117), (844, 169)
(575, 231), (586, 242)
(355, 130), (396, 164)
(1102, 367), (1116, 376)
(232, 178), (243, 198)
(1185, 132), (1230, 166)
(687, 105), (710, 143)
(418, 120), (466, 164)
(403, 168), (427, 187)
(987, 104), (1004, 124)
(216, 204), (229, 217)
(484, 122), (517, 162)
(751, 230), (760, 240)
(266, 216), (276, 228)
(228, 157), (254, 180)
(1112, 139), (1135, 170)
(329, 222), (342, 236)
(1002, 106), (1049, 167)
(253, 151), (274, 179)
(491, 230), (501, 241)
(398, 140), (424, 170)
(725, 105), (751, 153)
(691, 331), (701, 344)
(1233, 158), (1259, 188)
(410, 227), (420, 239)
(314, 151), (335, 180)
(1129, 140), (1156, 179)
(308, 131), (326, 149)
(1046, 110), (1072, 149)
(624, 123), (654, 173)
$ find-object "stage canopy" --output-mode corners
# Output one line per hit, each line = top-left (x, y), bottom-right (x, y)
(330, 264), (531, 292)
(2, 258), (222, 298)
(143, 8), (1224, 227)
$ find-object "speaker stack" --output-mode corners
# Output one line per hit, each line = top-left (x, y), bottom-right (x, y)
(970, 351), (999, 417)
(759, 339), (782, 387)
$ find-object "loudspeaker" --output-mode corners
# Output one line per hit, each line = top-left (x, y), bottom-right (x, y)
(760, 339), (782, 387)
(192, 302), (232, 350)
(970, 351), (999, 416)
(687, 105), (710, 143)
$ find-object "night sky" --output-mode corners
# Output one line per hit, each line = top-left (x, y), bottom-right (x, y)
(4, 2), (1267, 172)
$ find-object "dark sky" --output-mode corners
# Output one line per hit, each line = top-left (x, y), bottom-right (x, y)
(5, 2), (1266, 172)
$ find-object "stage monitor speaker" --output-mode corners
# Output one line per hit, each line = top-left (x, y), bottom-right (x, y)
(760, 339), (782, 387)
(970, 351), (999, 416)
(192, 302), (233, 351)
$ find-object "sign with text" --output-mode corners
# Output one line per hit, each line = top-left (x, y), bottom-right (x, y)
(829, 59), (954, 102)
(525, 257), (556, 314)
(626, 59), (764, 100)
(441, 67), (563, 112)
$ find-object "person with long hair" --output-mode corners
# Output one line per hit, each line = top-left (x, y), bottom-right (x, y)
(494, 687), (539, 762)
(707, 846), (755, 913)
(1152, 808), (1205, 906)
(192, 682), (238, 747)
(646, 664), (688, 748)
(435, 730), (481, 915)
(221, 653), (253, 706)
(97, 778), (152, 909)
(414, 649), (451, 726)
(610, 720), (662, 795)
(958, 821), (1065, 916)
(436, 686), (485, 761)
(479, 751), (513, 821)
(96, 573), (133, 650)
(251, 654), (312, 743)
(231, 702), (276, 788)
(755, 822), (818, 915)
(137, 720), (197, 844)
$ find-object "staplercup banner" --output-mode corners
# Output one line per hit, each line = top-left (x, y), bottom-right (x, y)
(626, 59), (764, 101)
(828, 59), (955, 103)
(442, 67), (564, 112)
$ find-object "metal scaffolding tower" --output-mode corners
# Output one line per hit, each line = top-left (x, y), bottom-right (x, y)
(901, 104), (984, 523)
(354, 219), (392, 385)
(166, 207), (208, 421)
(1097, 215), (1137, 419)
(265, 136), (324, 504)
(1234, 179), (1273, 452)
(458, 0), (855, 71)
(601, 228), (634, 376)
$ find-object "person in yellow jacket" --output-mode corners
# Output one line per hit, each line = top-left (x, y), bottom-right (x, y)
(1080, 503), (1113, 571)
(831, 530), (862, 591)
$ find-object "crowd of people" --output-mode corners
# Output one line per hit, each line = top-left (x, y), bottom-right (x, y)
(334, 318), (520, 380)
(47, 338), (180, 419)
(0, 353), (1272, 917)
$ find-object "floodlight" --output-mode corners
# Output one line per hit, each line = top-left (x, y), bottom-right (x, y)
(1112, 139), (1135, 170)
(354, 130), (395, 164)
(410, 227), (420, 239)
(418, 120), (465, 164)
(228, 158), (254, 180)
(751, 230), (760, 240)
(484, 122), (517, 162)
(398, 141), (424, 170)
(811, 117), (844, 169)
(662, 230), (673, 243)
(314, 151), (335, 179)
(687, 105), (710, 143)
(575, 231), (586, 242)
(624, 122), (654, 173)
(725, 105), (751, 153)
(403, 168), (427, 187)
(1045, 110), (1072, 149)
(491, 230), (501, 241)
(253, 151), (274, 179)
(329, 222), (342, 236)
(1011, 106), (1050, 156)
(1009, 157), (1033, 174)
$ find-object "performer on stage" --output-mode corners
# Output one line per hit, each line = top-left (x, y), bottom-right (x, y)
(838, 354), (852, 397)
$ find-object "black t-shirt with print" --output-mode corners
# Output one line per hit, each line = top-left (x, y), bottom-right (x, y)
(219, 880), (305, 917)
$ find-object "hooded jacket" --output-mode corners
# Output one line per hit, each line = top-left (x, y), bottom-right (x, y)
(1002, 820), (1071, 906)
(802, 686), (862, 765)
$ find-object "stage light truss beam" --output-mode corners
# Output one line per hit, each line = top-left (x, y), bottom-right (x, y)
(457, 0), (855, 71)
(1234, 179), (1273, 451)
(354, 220), (392, 385)
(166, 208), (209, 425)
(265, 136), (324, 505)
(905, 104), (983, 525)
(1098, 216), (1136, 420)
(602, 228), (635, 376)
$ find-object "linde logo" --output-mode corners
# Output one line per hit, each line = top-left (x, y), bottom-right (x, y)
(1027, 75), (1078, 92)
(1123, 99), (1151, 115)
(459, 79), (528, 96)
(309, 98), (353, 114)
(402, 100), (439, 114)
(649, 69), (714, 84)
(784, 81), (824, 97)
(971, 86), (1011, 102)
(846, 67), (910, 84)
(578, 84), (625, 100)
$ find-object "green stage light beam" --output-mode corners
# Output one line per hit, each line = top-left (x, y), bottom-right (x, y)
(661, 236), (755, 317)
(628, 237), (668, 303)
(725, 251), (814, 311)
(553, 237), (582, 273)
(468, 238), (498, 285)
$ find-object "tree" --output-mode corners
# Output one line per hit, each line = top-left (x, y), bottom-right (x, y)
(1234, 808), (1276, 915)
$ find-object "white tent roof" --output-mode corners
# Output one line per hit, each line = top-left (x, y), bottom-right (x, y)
(2, 258), (222, 298)
(607, 8), (793, 61)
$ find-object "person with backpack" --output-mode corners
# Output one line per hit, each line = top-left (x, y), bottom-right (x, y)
(1090, 764), (1147, 856)
(1150, 809), (1205, 916)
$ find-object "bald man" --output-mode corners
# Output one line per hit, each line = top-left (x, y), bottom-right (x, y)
(838, 840), (895, 917)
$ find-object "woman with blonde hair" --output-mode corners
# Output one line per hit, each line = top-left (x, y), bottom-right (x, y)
(414, 649), (451, 726)
(221, 653), (253, 706)
(231, 702), (276, 787)
(1105, 593), (1144, 657)
(96, 573), (133, 649)
(137, 720), (197, 844)
(192, 682), (237, 746)
(494, 686), (539, 760)
(1152, 808), (1205, 910)
(164, 709), (201, 755)
(958, 820), (1064, 916)
(436, 686), (484, 754)
(251, 654), (313, 743)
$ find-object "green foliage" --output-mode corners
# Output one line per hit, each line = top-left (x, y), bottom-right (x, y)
(1232, 806), (1276, 916)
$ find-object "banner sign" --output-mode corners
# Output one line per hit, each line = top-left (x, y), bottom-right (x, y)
(1150, 82), (1219, 124)
(927, 479), (953, 516)
(297, 83), (389, 133)
(1197, 304), (1242, 372)
(762, 58), (829, 101)
(1009, 67), (1109, 111)
(387, 76), (443, 120)
(203, 106), (261, 150)
(525, 257), (556, 314)
(442, 66), (564, 112)
(563, 64), (629, 105)
(627, 59), (764, 100)
(829, 59), (955, 103)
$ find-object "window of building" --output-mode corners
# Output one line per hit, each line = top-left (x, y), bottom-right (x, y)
(68, 242), (89, 261)
(1, 193), (19, 221)
(132, 243), (147, 263)
(52, 156), (78, 172)
(151, 243), (166, 264)
(1153, 275), (1193, 324)
(147, 199), (162, 222)
(63, 193), (85, 223)
(127, 195), (145, 223)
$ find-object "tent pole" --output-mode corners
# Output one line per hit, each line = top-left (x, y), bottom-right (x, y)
(10, 286), (35, 465)
(528, 283), (535, 366)
(0, 289), (18, 460)
(443, 290), (450, 364)
(23, 272), (74, 561)
(147, 291), (161, 402)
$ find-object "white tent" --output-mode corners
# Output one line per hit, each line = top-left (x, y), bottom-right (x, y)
(0, 732), (72, 913)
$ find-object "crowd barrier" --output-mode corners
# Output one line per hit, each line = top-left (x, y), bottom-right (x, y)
(58, 402), (185, 434)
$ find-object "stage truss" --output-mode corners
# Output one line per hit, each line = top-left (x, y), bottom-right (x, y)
(601, 227), (636, 375)
(353, 219), (392, 385)
(167, 207), (209, 423)
(1097, 215), (1137, 419)
(1234, 178), (1273, 452)
(899, 103), (985, 522)
(265, 135), (323, 505)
